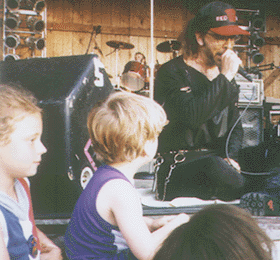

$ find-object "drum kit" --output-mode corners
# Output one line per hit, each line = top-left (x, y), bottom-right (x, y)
(105, 39), (181, 91)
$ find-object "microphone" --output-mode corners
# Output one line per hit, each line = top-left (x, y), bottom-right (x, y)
(238, 67), (253, 82)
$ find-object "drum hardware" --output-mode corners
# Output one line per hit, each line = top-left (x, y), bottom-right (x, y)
(120, 60), (162, 92)
(106, 41), (134, 50)
(121, 61), (146, 92)
(156, 40), (181, 58)
(106, 41), (135, 89)
(105, 41), (134, 58)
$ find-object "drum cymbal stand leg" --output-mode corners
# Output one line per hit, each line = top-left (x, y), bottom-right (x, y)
(115, 48), (121, 90)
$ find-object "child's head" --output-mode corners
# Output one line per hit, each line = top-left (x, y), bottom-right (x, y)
(87, 91), (167, 164)
(0, 83), (46, 179)
(0, 83), (42, 145)
(153, 204), (273, 260)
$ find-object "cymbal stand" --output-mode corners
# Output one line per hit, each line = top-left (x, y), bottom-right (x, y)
(115, 48), (121, 90)
(105, 47), (121, 89)
(105, 48), (119, 88)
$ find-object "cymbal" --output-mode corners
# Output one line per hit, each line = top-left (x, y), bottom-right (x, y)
(156, 40), (181, 53)
(106, 41), (134, 50)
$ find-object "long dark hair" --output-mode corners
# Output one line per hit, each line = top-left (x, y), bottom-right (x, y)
(182, 16), (209, 57)
(153, 204), (273, 260)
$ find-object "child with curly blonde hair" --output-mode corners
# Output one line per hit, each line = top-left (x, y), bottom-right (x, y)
(65, 92), (189, 260)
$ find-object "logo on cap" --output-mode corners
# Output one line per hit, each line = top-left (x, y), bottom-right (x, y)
(225, 9), (237, 22)
(216, 9), (237, 23)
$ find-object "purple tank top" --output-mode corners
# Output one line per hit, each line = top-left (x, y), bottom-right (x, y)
(64, 165), (137, 260)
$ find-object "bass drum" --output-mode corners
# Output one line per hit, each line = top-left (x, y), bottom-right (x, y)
(121, 61), (146, 91)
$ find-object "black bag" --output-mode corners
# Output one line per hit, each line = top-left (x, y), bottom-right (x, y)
(154, 150), (215, 201)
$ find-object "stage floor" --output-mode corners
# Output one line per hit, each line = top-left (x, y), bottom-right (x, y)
(135, 178), (280, 259)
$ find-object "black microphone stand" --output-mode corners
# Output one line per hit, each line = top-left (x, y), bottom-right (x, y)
(86, 25), (102, 56)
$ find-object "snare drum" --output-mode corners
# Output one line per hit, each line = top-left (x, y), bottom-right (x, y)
(121, 61), (146, 91)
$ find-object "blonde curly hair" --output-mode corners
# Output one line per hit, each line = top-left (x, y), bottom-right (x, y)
(87, 91), (167, 164)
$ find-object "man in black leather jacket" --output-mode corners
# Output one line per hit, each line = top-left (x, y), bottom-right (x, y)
(154, 1), (251, 201)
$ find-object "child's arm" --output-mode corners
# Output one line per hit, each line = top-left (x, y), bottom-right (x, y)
(36, 228), (62, 260)
(144, 215), (179, 232)
(104, 180), (189, 260)
(0, 225), (10, 260)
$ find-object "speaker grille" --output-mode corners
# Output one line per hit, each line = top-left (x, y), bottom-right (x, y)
(239, 107), (263, 148)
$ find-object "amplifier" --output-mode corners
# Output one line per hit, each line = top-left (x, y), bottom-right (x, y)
(238, 106), (264, 149)
(0, 54), (113, 215)
(236, 78), (264, 106)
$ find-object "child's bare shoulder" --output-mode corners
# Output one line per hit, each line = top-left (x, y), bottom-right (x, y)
(99, 178), (139, 205)
(96, 178), (141, 226)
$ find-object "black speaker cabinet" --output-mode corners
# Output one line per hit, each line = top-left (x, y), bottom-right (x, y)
(238, 106), (280, 174)
(238, 106), (264, 149)
(237, 106), (265, 174)
(0, 54), (113, 215)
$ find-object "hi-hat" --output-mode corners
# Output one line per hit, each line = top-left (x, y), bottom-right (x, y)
(156, 40), (181, 53)
(106, 41), (134, 50)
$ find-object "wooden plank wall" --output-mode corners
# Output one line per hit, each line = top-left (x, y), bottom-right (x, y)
(261, 15), (280, 98)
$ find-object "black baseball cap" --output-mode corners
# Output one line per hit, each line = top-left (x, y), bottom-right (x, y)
(194, 1), (250, 36)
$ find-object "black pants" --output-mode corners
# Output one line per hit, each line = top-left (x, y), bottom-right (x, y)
(156, 151), (246, 201)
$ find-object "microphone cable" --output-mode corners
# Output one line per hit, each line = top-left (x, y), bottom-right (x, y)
(225, 85), (271, 176)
